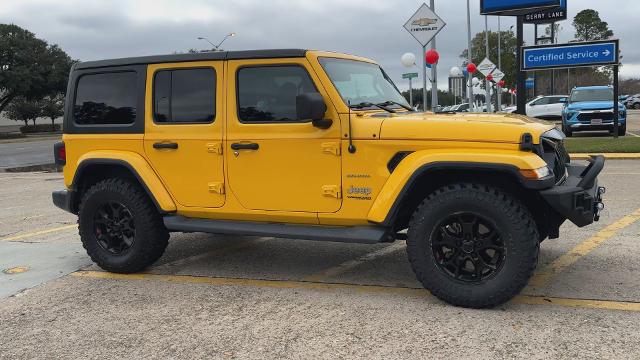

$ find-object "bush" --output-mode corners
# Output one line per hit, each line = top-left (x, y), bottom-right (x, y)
(0, 133), (26, 140)
(20, 124), (61, 134)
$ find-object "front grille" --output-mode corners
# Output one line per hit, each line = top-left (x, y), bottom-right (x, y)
(540, 138), (570, 184)
(577, 112), (613, 123)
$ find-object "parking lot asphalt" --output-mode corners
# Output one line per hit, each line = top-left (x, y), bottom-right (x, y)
(1, 165), (640, 359)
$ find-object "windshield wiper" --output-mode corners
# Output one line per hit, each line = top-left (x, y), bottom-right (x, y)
(349, 102), (396, 113)
(377, 100), (413, 112)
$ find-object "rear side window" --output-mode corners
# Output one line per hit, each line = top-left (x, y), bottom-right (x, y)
(73, 72), (137, 125)
(153, 68), (216, 124)
(237, 66), (317, 123)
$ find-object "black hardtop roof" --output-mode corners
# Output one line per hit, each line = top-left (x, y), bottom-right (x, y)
(75, 49), (308, 70)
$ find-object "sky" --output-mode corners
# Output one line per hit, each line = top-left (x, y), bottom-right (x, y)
(1, 0), (638, 91)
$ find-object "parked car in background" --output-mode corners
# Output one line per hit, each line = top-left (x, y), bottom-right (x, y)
(625, 94), (640, 109)
(525, 95), (567, 120)
(562, 86), (626, 137)
(451, 103), (470, 112)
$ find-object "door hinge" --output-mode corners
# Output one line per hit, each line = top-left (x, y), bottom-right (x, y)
(206, 142), (223, 154)
(321, 185), (342, 199)
(321, 142), (341, 156)
(208, 182), (225, 194)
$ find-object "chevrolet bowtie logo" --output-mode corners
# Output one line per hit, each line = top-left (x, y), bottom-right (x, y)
(412, 18), (438, 26)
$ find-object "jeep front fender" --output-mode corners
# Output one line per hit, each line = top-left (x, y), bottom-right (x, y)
(72, 150), (177, 213)
(367, 149), (548, 224)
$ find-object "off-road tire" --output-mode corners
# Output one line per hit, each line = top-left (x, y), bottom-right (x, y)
(78, 178), (169, 273)
(406, 183), (539, 308)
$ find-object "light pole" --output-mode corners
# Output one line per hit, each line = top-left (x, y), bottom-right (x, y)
(197, 32), (236, 51)
(484, 15), (492, 113)
(466, 0), (474, 111)
(497, 16), (502, 111)
(429, 0), (438, 112)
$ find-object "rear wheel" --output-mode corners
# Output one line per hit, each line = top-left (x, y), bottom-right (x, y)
(78, 178), (169, 273)
(406, 183), (539, 308)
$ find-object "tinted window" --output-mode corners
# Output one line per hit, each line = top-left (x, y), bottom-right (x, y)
(153, 68), (216, 124)
(237, 66), (317, 123)
(74, 72), (137, 125)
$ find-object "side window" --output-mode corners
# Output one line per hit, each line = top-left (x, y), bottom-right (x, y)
(237, 65), (317, 123)
(153, 68), (216, 124)
(532, 97), (550, 106)
(74, 72), (137, 125)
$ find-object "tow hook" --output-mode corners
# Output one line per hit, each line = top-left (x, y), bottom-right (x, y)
(594, 187), (606, 222)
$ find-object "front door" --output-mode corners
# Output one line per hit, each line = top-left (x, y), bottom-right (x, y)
(144, 62), (225, 208)
(225, 59), (342, 213)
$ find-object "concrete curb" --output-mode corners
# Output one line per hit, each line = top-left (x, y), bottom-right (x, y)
(570, 153), (640, 160)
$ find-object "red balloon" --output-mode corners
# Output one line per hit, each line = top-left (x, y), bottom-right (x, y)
(425, 49), (440, 65)
(466, 63), (477, 73)
(486, 74), (494, 81)
(498, 80), (506, 87)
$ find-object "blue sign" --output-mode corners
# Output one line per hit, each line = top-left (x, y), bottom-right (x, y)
(526, 78), (535, 89)
(524, 0), (567, 23)
(522, 40), (619, 71)
(481, 0), (559, 15)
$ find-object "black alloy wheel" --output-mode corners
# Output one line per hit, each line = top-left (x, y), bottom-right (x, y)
(93, 201), (136, 254)
(431, 212), (505, 283)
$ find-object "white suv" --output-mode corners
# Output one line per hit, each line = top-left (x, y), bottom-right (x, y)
(526, 95), (567, 120)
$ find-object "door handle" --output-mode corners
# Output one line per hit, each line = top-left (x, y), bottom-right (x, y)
(230, 142), (259, 150)
(153, 142), (179, 150)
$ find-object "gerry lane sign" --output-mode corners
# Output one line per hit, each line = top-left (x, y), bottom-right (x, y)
(523, 0), (567, 23)
(522, 40), (619, 71)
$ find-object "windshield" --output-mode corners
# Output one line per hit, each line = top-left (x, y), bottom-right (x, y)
(570, 88), (613, 103)
(318, 57), (410, 109)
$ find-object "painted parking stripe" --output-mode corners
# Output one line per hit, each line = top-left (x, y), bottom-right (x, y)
(0, 224), (77, 242)
(71, 270), (640, 312)
(303, 242), (405, 282)
(529, 208), (640, 288)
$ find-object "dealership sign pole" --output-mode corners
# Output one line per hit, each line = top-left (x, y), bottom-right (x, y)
(522, 39), (621, 138)
(404, 3), (446, 112)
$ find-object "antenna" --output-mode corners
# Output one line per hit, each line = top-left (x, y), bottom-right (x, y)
(347, 101), (356, 154)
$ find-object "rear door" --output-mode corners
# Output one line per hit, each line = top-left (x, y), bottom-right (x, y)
(144, 62), (225, 208)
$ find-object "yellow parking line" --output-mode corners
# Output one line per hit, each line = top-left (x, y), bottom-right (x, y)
(71, 270), (640, 312)
(303, 242), (405, 282)
(529, 208), (640, 288)
(0, 224), (77, 242)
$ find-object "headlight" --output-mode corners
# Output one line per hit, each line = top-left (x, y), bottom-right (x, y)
(519, 166), (552, 180)
(541, 128), (565, 141)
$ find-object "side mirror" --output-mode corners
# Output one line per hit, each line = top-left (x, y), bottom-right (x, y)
(296, 92), (331, 129)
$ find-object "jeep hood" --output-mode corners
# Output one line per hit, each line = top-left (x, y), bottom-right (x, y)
(378, 112), (555, 144)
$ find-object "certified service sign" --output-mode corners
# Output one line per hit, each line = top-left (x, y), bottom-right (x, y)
(404, 3), (446, 47)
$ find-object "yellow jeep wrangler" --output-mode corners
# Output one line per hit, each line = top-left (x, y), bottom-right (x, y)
(52, 49), (605, 308)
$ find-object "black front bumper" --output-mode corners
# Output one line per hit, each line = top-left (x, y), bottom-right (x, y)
(540, 156), (605, 228)
(52, 189), (76, 214)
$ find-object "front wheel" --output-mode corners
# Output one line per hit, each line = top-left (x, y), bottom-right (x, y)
(406, 183), (539, 308)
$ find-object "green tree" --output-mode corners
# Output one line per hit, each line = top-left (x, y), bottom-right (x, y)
(460, 30), (518, 90)
(573, 9), (614, 41)
(5, 97), (41, 127)
(40, 94), (64, 131)
(0, 24), (73, 113)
